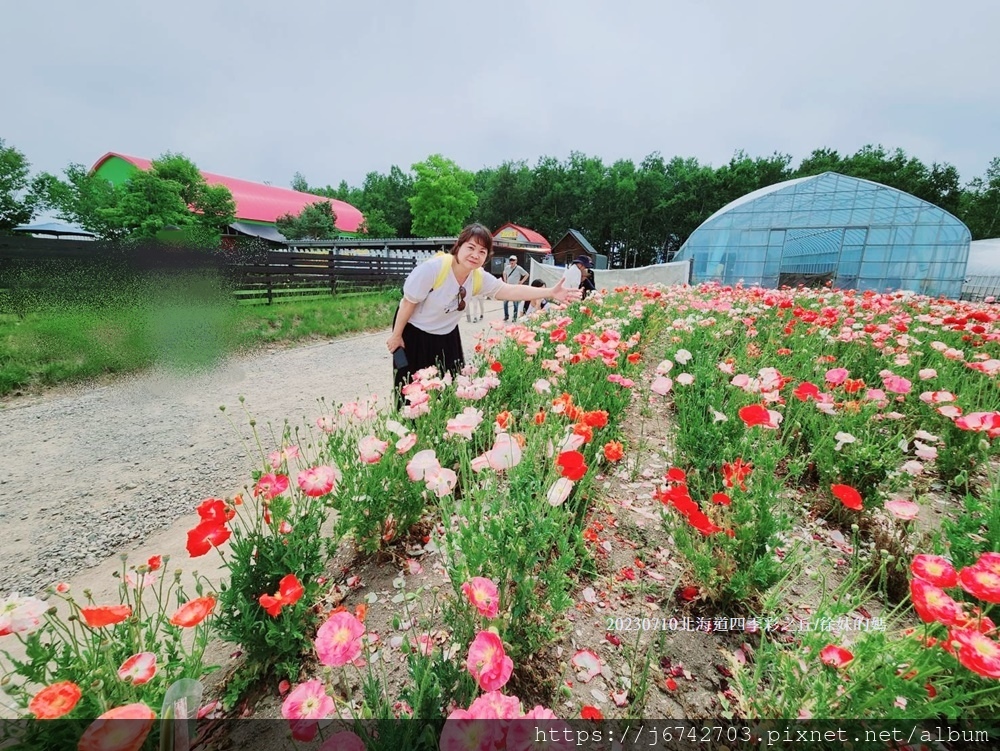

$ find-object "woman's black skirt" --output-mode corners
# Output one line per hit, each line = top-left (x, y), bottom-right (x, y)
(392, 310), (464, 408)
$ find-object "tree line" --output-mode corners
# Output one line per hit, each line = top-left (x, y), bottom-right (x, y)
(2, 138), (998, 267)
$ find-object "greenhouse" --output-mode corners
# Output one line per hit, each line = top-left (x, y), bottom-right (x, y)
(673, 172), (971, 298)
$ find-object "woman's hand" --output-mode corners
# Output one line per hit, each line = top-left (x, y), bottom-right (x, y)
(386, 333), (404, 353)
(549, 278), (583, 303)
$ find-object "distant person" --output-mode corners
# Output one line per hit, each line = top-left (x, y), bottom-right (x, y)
(465, 292), (485, 322)
(387, 225), (581, 409)
(525, 279), (548, 315)
(562, 255), (593, 291)
(580, 267), (596, 299)
(501, 255), (529, 321)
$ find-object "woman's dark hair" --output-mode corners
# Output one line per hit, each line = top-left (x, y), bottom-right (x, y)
(531, 279), (544, 288)
(450, 223), (494, 258)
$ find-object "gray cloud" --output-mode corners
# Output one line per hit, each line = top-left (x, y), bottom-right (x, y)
(5, 0), (999, 191)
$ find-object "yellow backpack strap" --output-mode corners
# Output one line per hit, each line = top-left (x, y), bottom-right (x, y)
(431, 253), (452, 290)
(431, 253), (482, 295)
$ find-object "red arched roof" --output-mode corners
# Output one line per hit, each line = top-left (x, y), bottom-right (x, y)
(91, 152), (364, 232)
(493, 222), (551, 250)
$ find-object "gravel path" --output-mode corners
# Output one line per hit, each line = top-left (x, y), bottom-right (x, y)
(0, 309), (501, 595)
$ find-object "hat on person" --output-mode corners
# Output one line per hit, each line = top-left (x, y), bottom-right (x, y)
(573, 255), (594, 269)
(509, 255), (517, 261)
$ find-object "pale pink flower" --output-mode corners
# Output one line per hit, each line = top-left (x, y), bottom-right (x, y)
(920, 391), (955, 404)
(281, 678), (334, 721)
(315, 612), (365, 667)
(882, 375), (912, 395)
(395, 433), (418, 454)
(937, 405), (963, 418)
(401, 401), (431, 419)
(125, 571), (158, 589)
(717, 360), (735, 375)
(731, 373), (752, 390)
(675, 349), (692, 365)
(466, 631), (514, 691)
(834, 432), (856, 451)
(316, 415), (337, 433)
(900, 460), (924, 476)
(651, 376), (673, 395)
(446, 407), (484, 439)
(825, 368), (849, 386)
(462, 577), (500, 618)
(117, 652), (157, 685)
(710, 407), (728, 423)
(424, 467), (458, 498)
(914, 430), (939, 442)
(407, 455), (440, 489)
(485, 433), (522, 471)
(470, 454), (490, 473)
(547, 478), (574, 506)
(0, 594), (48, 636)
(297, 466), (339, 497)
(918, 368), (937, 380)
(655, 359), (674, 375)
(555, 432), (586, 453)
(358, 435), (388, 464)
(533, 378), (552, 394)
(676, 373), (694, 386)
(913, 441), (938, 461)
(885, 499), (919, 521)
(385, 419), (409, 437)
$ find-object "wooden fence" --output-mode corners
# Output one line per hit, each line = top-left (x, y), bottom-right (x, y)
(0, 238), (419, 307)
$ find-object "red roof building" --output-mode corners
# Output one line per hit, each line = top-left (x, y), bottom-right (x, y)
(90, 152), (364, 233)
(493, 223), (551, 252)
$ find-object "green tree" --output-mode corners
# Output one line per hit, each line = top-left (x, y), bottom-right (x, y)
(275, 200), (340, 240)
(361, 166), (414, 237)
(357, 207), (397, 237)
(150, 153), (236, 244)
(0, 139), (42, 231)
(960, 157), (1000, 239)
(34, 163), (124, 240)
(408, 154), (477, 237)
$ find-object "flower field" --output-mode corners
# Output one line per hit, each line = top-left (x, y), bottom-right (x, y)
(3, 281), (1000, 749)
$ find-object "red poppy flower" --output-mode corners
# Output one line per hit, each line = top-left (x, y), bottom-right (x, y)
(665, 467), (687, 483)
(910, 578), (964, 626)
(580, 705), (604, 720)
(910, 554), (958, 588)
(80, 605), (132, 628)
(29, 681), (82, 719)
(254, 473), (289, 500)
(820, 644), (854, 668)
(196, 498), (235, 525)
(792, 382), (820, 402)
(843, 378), (866, 394)
(680, 586), (700, 601)
(722, 458), (753, 491)
(572, 423), (594, 443)
(831, 484), (863, 510)
(146, 555), (162, 571)
(738, 404), (779, 429)
(557, 451), (588, 481)
(186, 520), (231, 558)
(533, 410), (546, 425)
(603, 441), (624, 462)
(958, 566), (1000, 604)
(949, 628), (1000, 678)
(495, 411), (512, 429)
(711, 492), (731, 506)
(259, 573), (305, 617)
(583, 410), (609, 428)
(169, 596), (217, 628)
(490, 361), (503, 373)
(627, 353), (641, 364)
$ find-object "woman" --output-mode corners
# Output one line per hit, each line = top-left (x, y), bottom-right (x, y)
(387, 223), (580, 404)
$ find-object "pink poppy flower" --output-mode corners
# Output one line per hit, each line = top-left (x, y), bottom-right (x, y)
(937, 405), (963, 418)
(820, 644), (854, 668)
(424, 467), (458, 498)
(485, 433), (522, 471)
(920, 391), (955, 404)
(651, 376), (673, 395)
(462, 577), (500, 618)
(316, 415), (337, 433)
(117, 652), (157, 685)
(446, 407), (484, 439)
(315, 612), (365, 667)
(910, 553), (958, 589)
(281, 678), (334, 721)
(825, 367), (849, 386)
(918, 368), (937, 380)
(958, 566), (1000, 604)
(358, 435), (388, 463)
(254, 473), (289, 500)
(882, 375), (912, 394)
(406, 450), (441, 481)
(884, 499), (919, 521)
(467, 690), (522, 720)
(676, 373), (695, 386)
(466, 631), (514, 691)
(547, 477), (574, 506)
(533, 378), (552, 393)
(395, 433), (418, 454)
(656, 359), (674, 374)
(78, 703), (155, 751)
(296, 466), (339, 497)
(319, 731), (366, 751)
(440, 712), (502, 751)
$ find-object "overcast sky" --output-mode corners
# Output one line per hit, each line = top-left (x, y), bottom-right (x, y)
(5, 0), (999, 192)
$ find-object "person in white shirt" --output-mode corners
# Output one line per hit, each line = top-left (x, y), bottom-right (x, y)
(561, 254), (593, 291)
(387, 224), (581, 407)
(501, 255), (529, 321)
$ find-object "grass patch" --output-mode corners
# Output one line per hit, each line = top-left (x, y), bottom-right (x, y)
(0, 269), (400, 398)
